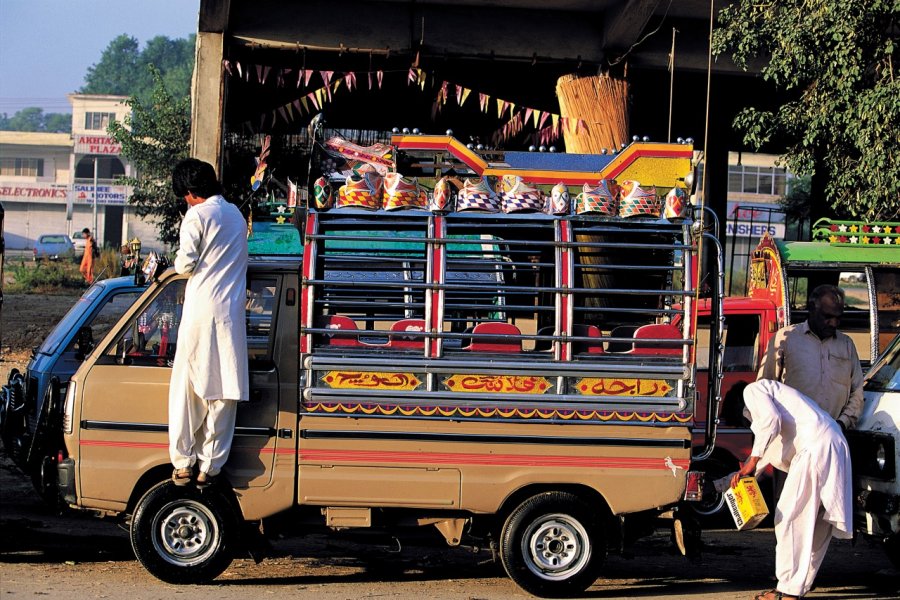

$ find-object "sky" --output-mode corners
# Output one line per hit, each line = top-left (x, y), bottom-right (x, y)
(0, 0), (200, 115)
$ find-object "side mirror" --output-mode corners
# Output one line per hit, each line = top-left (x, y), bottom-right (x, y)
(74, 325), (94, 361)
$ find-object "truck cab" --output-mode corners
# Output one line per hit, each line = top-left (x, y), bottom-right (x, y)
(1, 277), (146, 500)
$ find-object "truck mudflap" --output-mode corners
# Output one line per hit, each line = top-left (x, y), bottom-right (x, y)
(57, 457), (77, 505)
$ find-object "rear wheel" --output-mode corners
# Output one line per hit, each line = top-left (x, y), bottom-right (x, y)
(687, 458), (734, 524)
(500, 491), (605, 598)
(131, 481), (237, 584)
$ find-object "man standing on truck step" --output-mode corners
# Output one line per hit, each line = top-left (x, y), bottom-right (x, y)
(732, 379), (852, 600)
(168, 158), (249, 487)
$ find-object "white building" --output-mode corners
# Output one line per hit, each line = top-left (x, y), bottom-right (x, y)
(1, 94), (163, 252)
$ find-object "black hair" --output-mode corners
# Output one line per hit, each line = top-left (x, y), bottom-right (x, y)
(81, 228), (91, 235)
(808, 284), (845, 311)
(172, 158), (224, 199)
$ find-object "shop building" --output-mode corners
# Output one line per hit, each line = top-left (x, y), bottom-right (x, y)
(0, 94), (163, 252)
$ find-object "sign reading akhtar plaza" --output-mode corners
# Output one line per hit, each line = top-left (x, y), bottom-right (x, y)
(74, 135), (121, 155)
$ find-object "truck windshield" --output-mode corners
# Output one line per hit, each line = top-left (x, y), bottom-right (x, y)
(37, 283), (143, 356)
(865, 335), (900, 393)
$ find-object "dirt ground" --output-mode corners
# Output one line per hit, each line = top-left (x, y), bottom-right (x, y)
(0, 292), (898, 599)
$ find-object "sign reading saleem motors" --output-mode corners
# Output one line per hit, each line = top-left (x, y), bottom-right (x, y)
(72, 184), (128, 205)
(74, 135), (121, 155)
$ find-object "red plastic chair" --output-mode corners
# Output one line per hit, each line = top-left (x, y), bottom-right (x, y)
(318, 315), (361, 347)
(463, 322), (522, 352)
(572, 324), (604, 354)
(631, 323), (683, 356)
(388, 319), (427, 349)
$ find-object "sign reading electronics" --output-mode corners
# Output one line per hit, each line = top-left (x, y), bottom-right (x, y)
(74, 135), (121, 155)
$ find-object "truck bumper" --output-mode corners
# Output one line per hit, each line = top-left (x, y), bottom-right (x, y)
(57, 457), (77, 505)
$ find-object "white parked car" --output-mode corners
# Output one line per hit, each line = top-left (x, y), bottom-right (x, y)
(851, 333), (900, 568)
(70, 230), (88, 256)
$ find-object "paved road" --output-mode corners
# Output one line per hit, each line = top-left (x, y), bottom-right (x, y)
(1, 446), (897, 600)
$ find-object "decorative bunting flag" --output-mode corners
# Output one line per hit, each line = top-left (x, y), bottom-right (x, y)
(377, 70), (383, 89)
(479, 92), (489, 113)
(304, 70), (313, 87)
(408, 68), (417, 85)
(367, 71), (373, 90)
(261, 66), (271, 85)
(460, 87), (471, 106)
(455, 84), (463, 105)
(539, 111), (549, 129)
(524, 108), (533, 125)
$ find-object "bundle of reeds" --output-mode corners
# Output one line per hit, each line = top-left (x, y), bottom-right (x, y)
(555, 73), (630, 154)
(557, 73), (630, 309)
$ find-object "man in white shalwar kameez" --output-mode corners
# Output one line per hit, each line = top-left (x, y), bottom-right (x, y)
(168, 158), (249, 487)
(732, 379), (852, 600)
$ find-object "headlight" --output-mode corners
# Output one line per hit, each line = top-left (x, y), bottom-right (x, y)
(876, 443), (886, 471)
(63, 382), (76, 434)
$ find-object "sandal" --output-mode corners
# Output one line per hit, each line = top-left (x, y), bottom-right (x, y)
(754, 590), (799, 600)
(196, 472), (217, 489)
(172, 468), (192, 486)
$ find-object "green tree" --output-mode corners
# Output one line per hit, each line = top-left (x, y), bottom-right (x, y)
(713, 0), (900, 221)
(43, 113), (71, 133)
(81, 34), (142, 96)
(8, 107), (45, 131)
(108, 66), (190, 246)
(81, 34), (195, 105)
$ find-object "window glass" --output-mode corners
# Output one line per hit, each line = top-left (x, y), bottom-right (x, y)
(84, 112), (116, 130)
(695, 314), (760, 371)
(119, 280), (186, 365)
(742, 167), (758, 193)
(88, 290), (143, 346)
(727, 167), (743, 193)
(866, 335), (900, 392)
(0, 158), (43, 177)
(247, 278), (278, 360)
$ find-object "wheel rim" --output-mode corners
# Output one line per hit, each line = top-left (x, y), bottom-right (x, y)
(151, 499), (219, 567)
(520, 513), (591, 581)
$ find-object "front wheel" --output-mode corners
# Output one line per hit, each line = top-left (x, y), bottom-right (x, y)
(130, 481), (237, 584)
(500, 491), (605, 598)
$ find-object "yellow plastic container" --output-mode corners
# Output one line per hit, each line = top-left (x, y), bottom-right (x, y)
(724, 476), (769, 531)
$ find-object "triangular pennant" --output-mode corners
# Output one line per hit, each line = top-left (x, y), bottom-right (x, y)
(367, 71), (373, 90)
(236, 61), (243, 79)
(551, 114), (559, 132)
(345, 71), (356, 92)
(223, 60), (233, 75)
(316, 88), (325, 106)
(532, 109), (541, 128)
(479, 93), (489, 113)
(255, 64), (264, 83)
(539, 111), (549, 129)
(320, 70), (333, 87)
(377, 70), (384, 89)
(309, 92), (319, 111)
(418, 70), (426, 90)
(261, 66), (271, 85)
(285, 102), (294, 120)
(278, 106), (288, 123)
(275, 68), (284, 87)
(408, 68), (418, 85)
(509, 103), (516, 114)
(440, 81), (449, 105)
(455, 85), (463, 105)
(497, 99), (508, 119)
(297, 69), (304, 88)
(304, 70), (313, 87)
(524, 108), (533, 126)
(293, 99), (304, 115)
(460, 88), (471, 106)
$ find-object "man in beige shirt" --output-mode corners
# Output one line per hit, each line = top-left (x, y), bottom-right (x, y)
(757, 284), (864, 432)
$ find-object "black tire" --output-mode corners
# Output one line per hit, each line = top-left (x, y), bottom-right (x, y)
(130, 481), (237, 584)
(500, 491), (605, 598)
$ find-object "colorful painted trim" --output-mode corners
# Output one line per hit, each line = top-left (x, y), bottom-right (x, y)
(574, 378), (673, 397)
(322, 371), (423, 391)
(302, 401), (692, 423)
(811, 218), (900, 246)
(298, 448), (691, 471)
(442, 374), (553, 394)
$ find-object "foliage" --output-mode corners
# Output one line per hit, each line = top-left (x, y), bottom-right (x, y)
(780, 175), (812, 222)
(108, 66), (190, 246)
(5, 259), (84, 293)
(0, 108), (70, 133)
(81, 34), (195, 106)
(712, 0), (900, 221)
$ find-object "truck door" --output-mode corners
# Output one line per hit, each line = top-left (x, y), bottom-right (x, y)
(76, 273), (283, 503)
